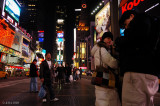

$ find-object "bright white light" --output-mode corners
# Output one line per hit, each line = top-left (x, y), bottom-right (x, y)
(91, 13), (93, 15)
(57, 19), (64, 24)
(97, 6), (99, 9)
(102, 1), (104, 3)
(145, 3), (159, 12)
(74, 28), (76, 52)
(99, 3), (102, 6)
(93, 10), (95, 13)
(95, 8), (97, 11)
(75, 9), (81, 11)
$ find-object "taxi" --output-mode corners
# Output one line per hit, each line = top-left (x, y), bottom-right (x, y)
(0, 69), (8, 79)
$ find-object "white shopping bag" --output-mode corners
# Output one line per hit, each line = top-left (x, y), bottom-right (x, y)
(69, 75), (73, 82)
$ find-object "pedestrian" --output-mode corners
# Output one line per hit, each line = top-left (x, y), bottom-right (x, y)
(65, 63), (71, 83)
(39, 52), (59, 103)
(29, 59), (38, 93)
(79, 68), (82, 80)
(57, 64), (63, 85)
(91, 32), (120, 106)
(73, 67), (76, 81)
(76, 69), (80, 81)
(118, 10), (159, 106)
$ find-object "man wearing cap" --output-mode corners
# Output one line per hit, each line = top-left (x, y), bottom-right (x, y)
(91, 32), (120, 106)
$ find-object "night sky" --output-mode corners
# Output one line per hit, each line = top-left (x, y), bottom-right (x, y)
(38, 0), (98, 64)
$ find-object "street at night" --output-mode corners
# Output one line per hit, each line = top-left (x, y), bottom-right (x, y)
(0, 0), (160, 105)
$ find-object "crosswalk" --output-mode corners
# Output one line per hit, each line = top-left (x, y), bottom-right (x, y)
(0, 79), (30, 89)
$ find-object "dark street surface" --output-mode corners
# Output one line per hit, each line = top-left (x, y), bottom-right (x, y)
(0, 76), (160, 106)
(0, 77), (95, 106)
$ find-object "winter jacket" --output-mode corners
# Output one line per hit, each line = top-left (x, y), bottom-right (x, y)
(29, 63), (38, 77)
(91, 42), (118, 71)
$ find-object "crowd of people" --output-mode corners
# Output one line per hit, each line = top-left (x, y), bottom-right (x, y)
(29, 52), (83, 103)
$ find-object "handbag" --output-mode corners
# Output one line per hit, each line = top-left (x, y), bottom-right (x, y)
(95, 48), (109, 73)
(38, 85), (46, 99)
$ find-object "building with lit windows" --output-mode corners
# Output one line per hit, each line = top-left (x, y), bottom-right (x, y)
(55, 5), (67, 65)
(0, 0), (35, 76)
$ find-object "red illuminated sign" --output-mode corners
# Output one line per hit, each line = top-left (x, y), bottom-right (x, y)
(0, 19), (15, 48)
(82, 4), (87, 8)
(121, 0), (144, 14)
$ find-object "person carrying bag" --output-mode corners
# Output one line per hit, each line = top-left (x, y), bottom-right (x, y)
(91, 32), (121, 106)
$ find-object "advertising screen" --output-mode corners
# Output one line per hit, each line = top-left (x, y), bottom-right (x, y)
(38, 32), (44, 37)
(39, 38), (44, 42)
(0, 19), (15, 48)
(4, 0), (21, 22)
(95, 2), (111, 39)
(57, 33), (64, 38)
(12, 30), (22, 51)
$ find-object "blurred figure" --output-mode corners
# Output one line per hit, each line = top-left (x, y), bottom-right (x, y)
(40, 53), (59, 103)
(29, 59), (38, 93)
(73, 67), (77, 81)
(118, 10), (159, 106)
(57, 64), (65, 85)
(79, 68), (82, 80)
(65, 63), (71, 83)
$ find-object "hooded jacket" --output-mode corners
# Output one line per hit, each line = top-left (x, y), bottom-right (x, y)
(91, 41), (118, 71)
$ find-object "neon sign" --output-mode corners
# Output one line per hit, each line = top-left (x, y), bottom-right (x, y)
(0, 19), (15, 48)
(122, 0), (144, 14)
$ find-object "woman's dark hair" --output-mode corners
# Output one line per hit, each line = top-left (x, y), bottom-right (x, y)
(119, 10), (137, 28)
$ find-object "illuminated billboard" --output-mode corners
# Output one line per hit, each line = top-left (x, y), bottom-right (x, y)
(0, 19), (15, 48)
(57, 33), (64, 38)
(4, 0), (21, 22)
(39, 38), (44, 42)
(95, 2), (111, 39)
(38, 31), (44, 37)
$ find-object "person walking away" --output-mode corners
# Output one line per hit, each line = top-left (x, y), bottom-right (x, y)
(79, 68), (82, 80)
(91, 32), (120, 106)
(65, 63), (72, 83)
(57, 64), (63, 85)
(117, 10), (159, 106)
(73, 67), (76, 81)
(30, 59), (38, 93)
(40, 52), (59, 103)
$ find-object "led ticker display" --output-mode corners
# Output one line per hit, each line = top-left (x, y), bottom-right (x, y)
(5, 0), (21, 22)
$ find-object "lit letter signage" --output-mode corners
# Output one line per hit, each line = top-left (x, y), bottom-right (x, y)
(122, 0), (144, 14)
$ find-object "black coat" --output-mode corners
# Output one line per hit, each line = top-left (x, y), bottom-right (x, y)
(39, 60), (53, 84)
(29, 63), (38, 77)
(116, 13), (160, 76)
(65, 66), (71, 76)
